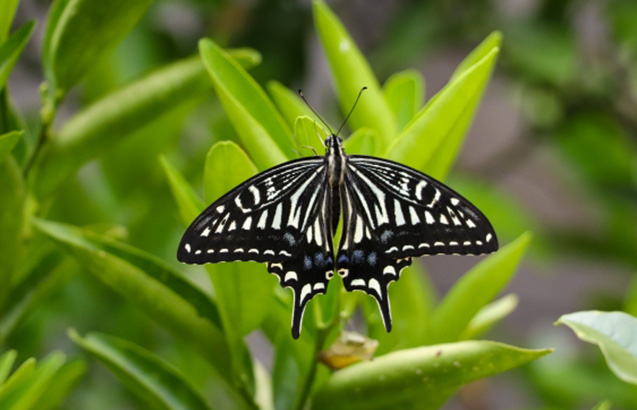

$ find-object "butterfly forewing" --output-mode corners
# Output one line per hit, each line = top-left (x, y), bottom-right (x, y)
(178, 157), (326, 264)
(347, 156), (498, 258)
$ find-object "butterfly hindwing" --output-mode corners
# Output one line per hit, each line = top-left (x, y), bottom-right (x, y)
(267, 189), (335, 338)
(346, 156), (498, 258)
(178, 157), (326, 264)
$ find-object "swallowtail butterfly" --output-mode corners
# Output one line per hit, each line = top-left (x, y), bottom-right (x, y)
(178, 89), (498, 339)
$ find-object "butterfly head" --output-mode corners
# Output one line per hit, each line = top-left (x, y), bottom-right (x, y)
(324, 135), (343, 153)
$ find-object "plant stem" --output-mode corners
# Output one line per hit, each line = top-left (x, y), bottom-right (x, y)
(295, 329), (330, 410)
(23, 83), (58, 176)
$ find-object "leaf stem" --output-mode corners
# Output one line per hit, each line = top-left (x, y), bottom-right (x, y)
(23, 82), (59, 176)
(295, 328), (330, 410)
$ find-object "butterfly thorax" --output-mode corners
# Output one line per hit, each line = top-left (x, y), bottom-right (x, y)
(325, 135), (346, 189)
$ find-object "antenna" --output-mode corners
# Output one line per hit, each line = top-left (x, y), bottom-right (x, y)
(336, 86), (367, 137)
(298, 89), (334, 135)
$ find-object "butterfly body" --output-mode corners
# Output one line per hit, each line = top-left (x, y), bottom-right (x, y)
(179, 135), (497, 338)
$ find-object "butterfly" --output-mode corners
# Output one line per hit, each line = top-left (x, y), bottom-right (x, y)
(178, 89), (498, 339)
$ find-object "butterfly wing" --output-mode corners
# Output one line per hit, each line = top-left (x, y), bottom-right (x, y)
(178, 157), (326, 263)
(178, 156), (335, 338)
(336, 155), (498, 330)
(267, 186), (335, 338)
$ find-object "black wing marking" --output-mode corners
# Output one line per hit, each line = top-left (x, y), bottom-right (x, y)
(336, 181), (412, 331)
(346, 156), (498, 258)
(267, 188), (335, 338)
(178, 157), (325, 264)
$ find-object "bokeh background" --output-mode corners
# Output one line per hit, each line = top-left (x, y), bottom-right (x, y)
(7, 0), (637, 408)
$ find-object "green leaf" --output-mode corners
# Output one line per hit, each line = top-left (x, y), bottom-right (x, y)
(199, 39), (292, 169)
(0, 350), (17, 384)
(294, 116), (327, 157)
(313, 1), (395, 145)
(268, 81), (331, 131)
(450, 31), (502, 81)
(342, 128), (379, 156)
(42, 0), (153, 94)
(425, 33), (501, 180)
(557, 311), (637, 385)
(0, 352), (65, 410)
(227, 48), (263, 70)
(203, 141), (275, 336)
(592, 401), (612, 410)
(385, 48), (499, 175)
(0, 156), (25, 308)
(0, 131), (21, 165)
(69, 330), (213, 410)
(382, 70), (424, 132)
(0, 359), (35, 392)
(30, 56), (211, 199)
(160, 155), (204, 226)
(426, 232), (531, 344)
(32, 219), (233, 377)
(0, 0), (20, 43)
(36, 360), (86, 410)
(311, 341), (551, 410)
(0, 22), (35, 91)
(460, 294), (519, 340)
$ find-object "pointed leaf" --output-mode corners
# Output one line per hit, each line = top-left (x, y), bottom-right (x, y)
(204, 141), (274, 336)
(0, 359), (35, 393)
(42, 0), (153, 94)
(30, 56), (212, 199)
(199, 39), (292, 168)
(294, 116), (327, 157)
(0, 22), (35, 91)
(557, 311), (637, 385)
(0, 131), (21, 164)
(426, 232), (531, 344)
(32, 219), (232, 377)
(451, 31), (502, 81)
(385, 48), (499, 174)
(36, 360), (86, 410)
(0, 350), (17, 385)
(460, 294), (518, 340)
(0, 352), (65, 410)
(69, 330), (213, 410)
(268, 81), (332, 131)
(0, 0), (20, 43)
(342, 128), (379, 156)
(313, 1), (395, 145)
(426, 34), (501, 180)
(383, 70), (424, 132)
(311, 341), (551, 410)
(160, 156), (204, 226)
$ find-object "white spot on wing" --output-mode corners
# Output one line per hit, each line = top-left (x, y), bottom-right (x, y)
(415, 180), (427, 200)
(394, 199), (406, 226)
(409, 207), (420, 224)
(427, 189), (440, 208)
(383, 265), (396, 276)
(257, 210), (268, 229)
(466, 219), (476, 228)
(201, 227), (211, 237)
(354, 215), (364, 243)
(272, 203), (283, 230)
(313, 283), (325, 291)
(450, 197), (460, 206)
(248, 185), (261, 205)
(351, 279), (365, 287)
(216, 205), (225, 213)
(228, 221), (237, 231)
(486, 233), (493, 242)
(284, 271), (298, 282)
(300, 283), (311, 303)
(439, 214), (449, 225)
(368, 278), (382, 298)
(242, 217), (252, 230)
(425, 211), (435, 224)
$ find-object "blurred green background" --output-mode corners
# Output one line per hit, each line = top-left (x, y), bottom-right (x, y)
(4, 0), (637, 409)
